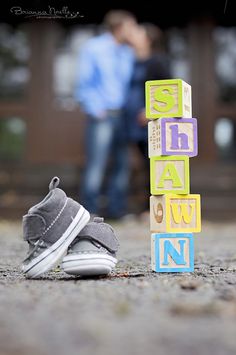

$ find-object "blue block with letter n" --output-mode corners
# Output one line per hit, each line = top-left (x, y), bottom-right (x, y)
(151, 233), (194, 273)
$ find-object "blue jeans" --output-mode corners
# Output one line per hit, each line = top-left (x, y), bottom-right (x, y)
(81, 114), (129, 218)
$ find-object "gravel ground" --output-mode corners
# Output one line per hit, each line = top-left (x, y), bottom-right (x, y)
(0, 218), (236, 355)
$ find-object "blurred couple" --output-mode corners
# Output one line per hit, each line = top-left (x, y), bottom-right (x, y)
(75, 10), (171, 220)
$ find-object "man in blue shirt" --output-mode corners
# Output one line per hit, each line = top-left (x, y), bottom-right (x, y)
(75, 10), (136, 219)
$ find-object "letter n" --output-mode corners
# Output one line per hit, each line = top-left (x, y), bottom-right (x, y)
(162, 240), (187, 265)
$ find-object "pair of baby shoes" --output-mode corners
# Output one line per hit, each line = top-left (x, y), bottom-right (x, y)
(22, 177), (119, 278)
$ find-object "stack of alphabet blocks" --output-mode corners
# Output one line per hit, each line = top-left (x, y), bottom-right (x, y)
(145, 79), (201, 272)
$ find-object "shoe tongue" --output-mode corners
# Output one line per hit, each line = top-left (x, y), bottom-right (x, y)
(72, 239), (101, 253)
(93, 217), (104, 223)
(28, 176), (63, 214)
(28, 187), (66, 215)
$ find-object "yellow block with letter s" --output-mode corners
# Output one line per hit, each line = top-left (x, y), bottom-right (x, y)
(145, 79), (192, 119)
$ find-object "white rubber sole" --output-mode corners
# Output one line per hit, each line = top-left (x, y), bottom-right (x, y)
(61, 253), (117, 276)
(22, 207), (90, 278)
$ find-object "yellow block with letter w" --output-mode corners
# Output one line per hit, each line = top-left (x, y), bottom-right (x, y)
(166, 195), (201, 233)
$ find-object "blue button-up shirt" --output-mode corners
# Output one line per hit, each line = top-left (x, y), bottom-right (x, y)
(75, 33), (134, 118)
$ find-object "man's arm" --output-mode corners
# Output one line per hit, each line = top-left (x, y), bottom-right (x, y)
(74, 45), (105, 118)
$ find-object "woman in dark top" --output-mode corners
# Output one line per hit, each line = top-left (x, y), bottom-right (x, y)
(125, 23), (171, 159)
(124, 23), (171, 213)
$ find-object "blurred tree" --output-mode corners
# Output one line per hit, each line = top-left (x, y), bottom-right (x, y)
(0, 24), (29, 99)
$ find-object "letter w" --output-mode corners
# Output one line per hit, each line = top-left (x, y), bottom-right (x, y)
(171, 203), (195, 224)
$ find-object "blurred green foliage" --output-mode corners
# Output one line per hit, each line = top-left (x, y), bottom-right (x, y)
(0, 118), (26, 161)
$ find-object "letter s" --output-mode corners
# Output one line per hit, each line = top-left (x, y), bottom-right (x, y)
(153, 86), (175, 113)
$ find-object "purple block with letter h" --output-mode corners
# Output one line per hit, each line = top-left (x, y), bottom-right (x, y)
(161, 117), (198, 157)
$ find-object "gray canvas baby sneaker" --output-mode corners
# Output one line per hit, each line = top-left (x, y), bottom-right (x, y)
(61, 217), (119, 276)
(22, 177), (90, 278)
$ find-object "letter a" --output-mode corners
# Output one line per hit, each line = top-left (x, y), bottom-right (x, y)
(162, 240), (187, 265)
(157, 163), (182, 189)
(171, 203), (195, 224)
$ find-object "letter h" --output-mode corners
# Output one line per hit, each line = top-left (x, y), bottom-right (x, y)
(170, 124), (189, 150)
